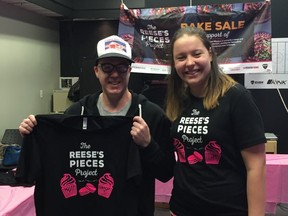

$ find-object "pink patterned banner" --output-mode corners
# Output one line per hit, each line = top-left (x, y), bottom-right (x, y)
(118, 1), (272, 74)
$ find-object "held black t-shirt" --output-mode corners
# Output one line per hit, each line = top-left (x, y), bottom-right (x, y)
(16, 114), (142, 216)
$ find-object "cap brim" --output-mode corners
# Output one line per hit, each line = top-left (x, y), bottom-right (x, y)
(95, 53), (134, 64)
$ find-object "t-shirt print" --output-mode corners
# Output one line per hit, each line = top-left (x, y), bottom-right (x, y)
(60, 172), (113, 199)
(173, 138), (221, 165)
(172, 108), (222, 165)
(16, 114), (142, 216)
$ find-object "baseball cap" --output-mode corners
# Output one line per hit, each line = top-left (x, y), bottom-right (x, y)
(95, 35), (134, 63)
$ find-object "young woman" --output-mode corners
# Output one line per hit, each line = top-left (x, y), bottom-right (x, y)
(165, 27), (266, 216)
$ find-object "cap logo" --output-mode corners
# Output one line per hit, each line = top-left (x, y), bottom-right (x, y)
(105, 40), (127, 53)
(96, 35), (134, 63)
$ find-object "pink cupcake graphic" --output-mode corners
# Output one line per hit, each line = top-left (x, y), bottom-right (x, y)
(205, 141), (222, 164)
(98, 173), (114, 199)
(187, 151), (203, 165)
(60, 173), (77, 198)
(79, 183), (97, 196)
(173, 138), (186, 162)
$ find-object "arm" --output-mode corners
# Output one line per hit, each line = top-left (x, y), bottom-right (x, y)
(241, 143), (266, 216)
(19, 115), (37, 136)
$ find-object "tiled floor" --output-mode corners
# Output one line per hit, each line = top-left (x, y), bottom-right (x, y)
(267, 203), (288, 216)
(154, 204), (288, 216)
(155, 207), (169, 216)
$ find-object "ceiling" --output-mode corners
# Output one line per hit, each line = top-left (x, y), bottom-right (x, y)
(0, 0), (65, 19)
(2, 0), (249, 21)
(0, 0), (195, 20)
(0, 0), (134, 20)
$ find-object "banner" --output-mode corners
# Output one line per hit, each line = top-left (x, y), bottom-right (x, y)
(118, 1), (272, 74)
(244, 38), (288, 89)
(245, 73), (288, 89)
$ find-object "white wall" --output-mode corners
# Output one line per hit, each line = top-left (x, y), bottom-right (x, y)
(0, 2), (60, 139)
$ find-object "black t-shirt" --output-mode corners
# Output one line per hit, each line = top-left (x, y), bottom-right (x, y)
(16, 114), (142, 216)
(170, 84), (266, 216)
(64, 91), (175, 216)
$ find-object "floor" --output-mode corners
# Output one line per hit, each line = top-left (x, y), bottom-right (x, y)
(154, 203), (288, 216)
(154, 207), (169, 216)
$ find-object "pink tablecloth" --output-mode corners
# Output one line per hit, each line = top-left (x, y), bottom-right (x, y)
(1, 154), (287, 215)
(0, 186), (35, 216)
(265, 154), (288, 213)
(155, 154), (288, 214)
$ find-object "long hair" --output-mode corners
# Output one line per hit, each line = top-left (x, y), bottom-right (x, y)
(165, 27), (236, 121)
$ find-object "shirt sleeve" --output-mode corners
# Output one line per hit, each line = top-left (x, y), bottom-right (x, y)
(230, 87), (266, 150)
(15, 132), (41, 184)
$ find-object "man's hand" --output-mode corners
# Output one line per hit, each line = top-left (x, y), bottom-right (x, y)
(131, 116), (151, 148)
(19, 114), (37, 137)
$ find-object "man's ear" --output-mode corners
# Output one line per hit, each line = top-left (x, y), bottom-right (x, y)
(94, 65), (99, 78)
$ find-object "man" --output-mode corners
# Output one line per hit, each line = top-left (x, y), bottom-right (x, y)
(18, 35), (175, 215)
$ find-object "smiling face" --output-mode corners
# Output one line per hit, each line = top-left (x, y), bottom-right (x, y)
(94, 57), (131, 98)
(173, 34), (212, 97)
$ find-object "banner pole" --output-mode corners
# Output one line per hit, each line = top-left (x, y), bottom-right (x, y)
(190, 0), (192, 6)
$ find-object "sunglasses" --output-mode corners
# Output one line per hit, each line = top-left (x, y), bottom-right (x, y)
(98, 63), (130, 74)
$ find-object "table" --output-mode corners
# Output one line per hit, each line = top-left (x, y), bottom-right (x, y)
(1, 154), (287, 215)
(0, 185), (35, 216)
(155, 154), (288, 214)
(265, 154), (288, 213)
